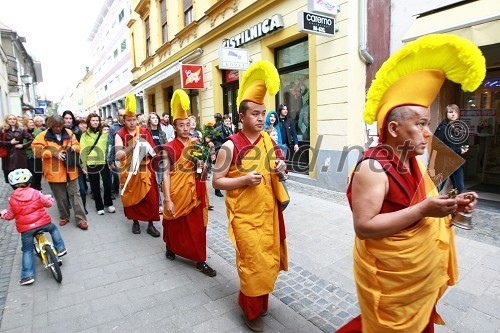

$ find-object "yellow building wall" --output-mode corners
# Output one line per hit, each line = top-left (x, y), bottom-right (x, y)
(128, 0), (369, 187)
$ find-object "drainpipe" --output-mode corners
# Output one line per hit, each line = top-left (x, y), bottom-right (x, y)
(359, 0), (374, 64)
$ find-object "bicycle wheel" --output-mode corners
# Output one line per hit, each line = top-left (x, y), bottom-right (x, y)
(33, 237), (42, 258)
(44, 245), (62, 283)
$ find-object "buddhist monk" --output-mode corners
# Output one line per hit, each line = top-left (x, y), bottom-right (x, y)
(213, 60), (289, 332)
(337, 34), (484, 333)
(161, 89), (216, 277)
(114, 94), (161, 237)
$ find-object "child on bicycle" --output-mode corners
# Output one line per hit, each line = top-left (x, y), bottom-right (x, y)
(0, 169), (67, 285)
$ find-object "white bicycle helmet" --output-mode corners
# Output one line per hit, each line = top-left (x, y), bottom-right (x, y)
(8, 169), (33, 186)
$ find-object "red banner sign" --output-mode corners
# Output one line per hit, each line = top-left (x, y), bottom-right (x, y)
(225, 70), (239, 83)
(180, 64), (204, 89)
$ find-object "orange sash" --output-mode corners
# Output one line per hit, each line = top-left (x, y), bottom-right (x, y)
(226, 131), (288, 297)
(162, 139), (202, 221)
(352, 158), (458, 332)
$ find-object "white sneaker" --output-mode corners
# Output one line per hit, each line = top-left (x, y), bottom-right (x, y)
(107, 206), (116, 213)
(97, 210), (105, 215)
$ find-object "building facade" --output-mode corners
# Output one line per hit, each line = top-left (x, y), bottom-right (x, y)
(0, 22), (42, 119)
(89, 0), (134, 119)
(82, 68), (97, 113)
(128, 0), (392, 191)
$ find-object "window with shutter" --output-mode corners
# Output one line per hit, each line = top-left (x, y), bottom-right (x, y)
(160, 0), (168, 44)
(183, 0), (193, 26)
(145, 17), (151, 57)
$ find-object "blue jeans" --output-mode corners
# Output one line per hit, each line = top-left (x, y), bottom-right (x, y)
(21, 223), (65, 279)
(438, 165), (465, 194)
(78, 167), (87, 209)
(450, 166), (465, 194)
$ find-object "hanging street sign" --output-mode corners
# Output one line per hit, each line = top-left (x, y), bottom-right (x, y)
(219, 47), (249, 70)
(180, 64), (205, 89)
(297, 11), (336, 37)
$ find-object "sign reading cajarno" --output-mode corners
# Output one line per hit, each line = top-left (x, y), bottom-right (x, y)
(222, 14), (284, 48)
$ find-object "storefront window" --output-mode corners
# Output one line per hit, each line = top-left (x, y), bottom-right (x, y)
(276, 38), (310, 174)
(276, 38), (309, 141)
(276, 40), (309, 68)
(279, 69), (310, 140)
(460, 72), (500, 187)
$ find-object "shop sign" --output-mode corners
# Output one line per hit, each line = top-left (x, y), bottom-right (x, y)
(180, 64), (204, 89)
(461, 109), (496, 136)
(225, 70), (239, 83)
(221, 14), (284, 48)
(34, 107), (45, 115)
(219, 47), (249, 70)
(298, 11), (336, 37)
(308, 0), (339, 17)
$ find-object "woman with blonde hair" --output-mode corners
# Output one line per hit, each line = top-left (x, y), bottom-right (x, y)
(33, 116), (46, 130)
(0, 114), (34, 183)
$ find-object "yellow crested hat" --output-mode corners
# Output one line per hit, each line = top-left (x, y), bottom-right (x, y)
(171, 89), (190, 121)
(236, 60), (280, 108)
(364, 34), (486, 141)
(123, 93), (137, 117)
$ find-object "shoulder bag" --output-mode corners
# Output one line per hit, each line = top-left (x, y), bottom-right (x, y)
(0, 130), (8, 158)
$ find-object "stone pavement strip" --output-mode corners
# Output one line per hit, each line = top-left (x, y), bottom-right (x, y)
(0, 178), (499, 332)
(0, 180), (18, 325)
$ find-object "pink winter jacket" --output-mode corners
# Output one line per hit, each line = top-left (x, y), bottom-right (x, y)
(1, 187), (53, 233)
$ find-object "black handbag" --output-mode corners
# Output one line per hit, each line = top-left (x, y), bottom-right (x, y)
(65, 150), (80, 169)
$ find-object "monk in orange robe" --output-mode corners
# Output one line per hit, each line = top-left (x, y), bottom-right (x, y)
(338, 106), (478, 333)
(213, 100), (289, 332)
(337, 34), (484, 332)
(114, 101), (160, 237)
(161, 89), (216, 277)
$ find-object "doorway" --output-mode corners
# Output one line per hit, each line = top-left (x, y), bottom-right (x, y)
(222, 70), (240, 132)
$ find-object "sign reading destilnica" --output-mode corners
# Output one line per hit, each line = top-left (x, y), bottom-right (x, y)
(219, 47), (249, 70)
(222, 14), (284, 48)
(298, 11), (336, 37)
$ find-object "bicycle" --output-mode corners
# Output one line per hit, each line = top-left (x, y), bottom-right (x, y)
(33, 229), (63, 283)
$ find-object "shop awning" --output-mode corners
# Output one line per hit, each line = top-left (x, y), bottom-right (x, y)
(403, 0), (500, 46)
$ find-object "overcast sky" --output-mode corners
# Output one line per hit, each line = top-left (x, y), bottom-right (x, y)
(0, 0), (103, 102)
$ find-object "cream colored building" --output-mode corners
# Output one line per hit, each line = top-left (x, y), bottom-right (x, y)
(82, 69), (97, 114)
(128, 0), (373, 191)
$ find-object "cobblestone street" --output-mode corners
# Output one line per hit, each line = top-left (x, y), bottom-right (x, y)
(0, 180), (18, 324)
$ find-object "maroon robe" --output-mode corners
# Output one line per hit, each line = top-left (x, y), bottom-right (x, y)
(162, 138), (208, 262)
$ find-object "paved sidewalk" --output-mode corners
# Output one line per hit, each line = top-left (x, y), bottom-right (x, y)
(0, 179), (18, 324)
(0, 179), (499, 332)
